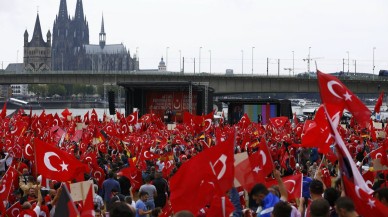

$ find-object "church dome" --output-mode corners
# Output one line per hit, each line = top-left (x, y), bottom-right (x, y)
(159, 57), (166, 67)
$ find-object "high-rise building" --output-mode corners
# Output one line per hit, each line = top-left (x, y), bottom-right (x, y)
(51, 0), (138, 71)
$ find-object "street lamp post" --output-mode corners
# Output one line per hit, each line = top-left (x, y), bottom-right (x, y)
(199, 47), (202, 73)
(292, 51), (295, 76)
(241, 50), (244, 74)
(179, 50), (182, 72)
(166, 47), (169, 71)
(308, 47), (311, 73)
(373, 47), (376, 79)
(252, 47), (255, 75)
(209, 50), (211, 74)
(347, 51), (349, 74)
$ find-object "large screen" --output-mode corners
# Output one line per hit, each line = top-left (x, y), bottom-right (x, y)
(146, 91), (197, 122)
(230, 103), (278, 125)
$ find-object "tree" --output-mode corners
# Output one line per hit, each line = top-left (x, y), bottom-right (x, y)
(47, 84), (66, 96)
(28, 84), (48, 99)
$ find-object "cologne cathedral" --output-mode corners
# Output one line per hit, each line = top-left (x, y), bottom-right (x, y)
(51, 0), (138, 71)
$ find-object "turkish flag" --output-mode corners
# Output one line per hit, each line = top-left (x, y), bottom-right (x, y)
(301, 105), (339, 154)
(119, 165), (143, 191)
(324, 107), (373, 195)
(343, 175), (388, 216)
(0, 166), (19, 212)
(265, 174), (302, 201)
(0, 102), (6, 119)
(126, 111), (139, 125)
(317, 70), (371, 128)
(91, 166), (105, 189)
(53, 184), (80, 217)
(269, 116), (289, 128)
(83, 111), (90, 125)
(206, 195), (235, 217)
(170, 129), (235, 214)
(375, 92), (384, 113)
(237, 113), (251, 129)
(234, 152), (266, 191)
(6, 202), (22, 217)
(90, 109), (99, 125)
(258, 137), (275, 174)
(61, 108), (72, 118)
(23, 139), (35, 161)
(35, 138), (88, 182)
(362, 171), (375, 189)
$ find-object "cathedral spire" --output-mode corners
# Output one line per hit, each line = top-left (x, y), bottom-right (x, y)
(58, 0), (68, 19)
(99, 14), (106, 49)
(75, 0), (84, 20)
(100, 14), (105, 34)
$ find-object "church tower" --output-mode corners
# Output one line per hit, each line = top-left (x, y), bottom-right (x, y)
(71, 0), (89, 47)
(24, 13), (51, 71)
(99, 15), (106, 49)
(52, 0), (71, 70)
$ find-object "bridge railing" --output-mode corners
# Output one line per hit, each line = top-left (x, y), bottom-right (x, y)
(0, 70), (384, 81)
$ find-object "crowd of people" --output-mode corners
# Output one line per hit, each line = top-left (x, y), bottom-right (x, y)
(0, 105), (386, 217)
(1, 72), (388, 217)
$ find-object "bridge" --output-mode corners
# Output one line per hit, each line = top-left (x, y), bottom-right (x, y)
(0, 70), (385, 94)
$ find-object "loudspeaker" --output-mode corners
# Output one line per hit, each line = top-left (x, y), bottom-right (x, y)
(108, 91), (115, 115)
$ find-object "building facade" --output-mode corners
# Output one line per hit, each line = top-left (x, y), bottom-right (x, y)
(23, 13), (52, 72)
(52, 0), (138, 71)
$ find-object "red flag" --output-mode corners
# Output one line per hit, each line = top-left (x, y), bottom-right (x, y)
(343, 175), (388, 216)
(118, 165), (143, 191)
(323, 105), (372, 194)
(126, 111), (138, 125)
(53, 184), (80, 217)
(83, 111), (90, 125)
(293, 112), (299, 125)
(375, 92), (384, 114)
(269, 116), (289, 128)
(91, 166), (105, 189)
(301, 105), (338, 154)
(362, 171), (375, 189)
(35, 138), (89, 182)
(265, 174), (302, 201)
(61, 108), (72, 118)
(0, 166), (19, 213)
(6, 202), (22, 217)
(206, 195), (235, 217)
(0, 102), (6, 119)
(170, 130), (235, 214)
(237, 113), (251, 129)
(317, 70), (371, 128)
(23, 140), (35, 161)
(258, 138), (275, 174)
(81, 185), (94, 217)
(234, 152), (266, 191)
(90, 109), (99, 124)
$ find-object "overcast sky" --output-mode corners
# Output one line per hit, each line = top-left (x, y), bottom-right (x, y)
(1, 0), (387, 75)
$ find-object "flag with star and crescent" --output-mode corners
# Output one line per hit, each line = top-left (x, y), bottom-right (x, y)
(34, 138), (89, 182)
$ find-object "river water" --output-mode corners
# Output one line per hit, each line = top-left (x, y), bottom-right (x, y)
(6, 108), (125, 119)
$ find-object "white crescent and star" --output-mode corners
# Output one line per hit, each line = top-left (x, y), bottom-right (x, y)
(327, 80), (343, 99)
(260, 150), (267, 165)
(204, 119), (212, 131)
(11, 208), (20, 216)
(43, 152), (69, 172)
(144, 151), (152, 159)
(284, 180), (296, 193)
(173, 101), (181, 110)
(127, 115), (135, 123)
(25, 144), (33, 156)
